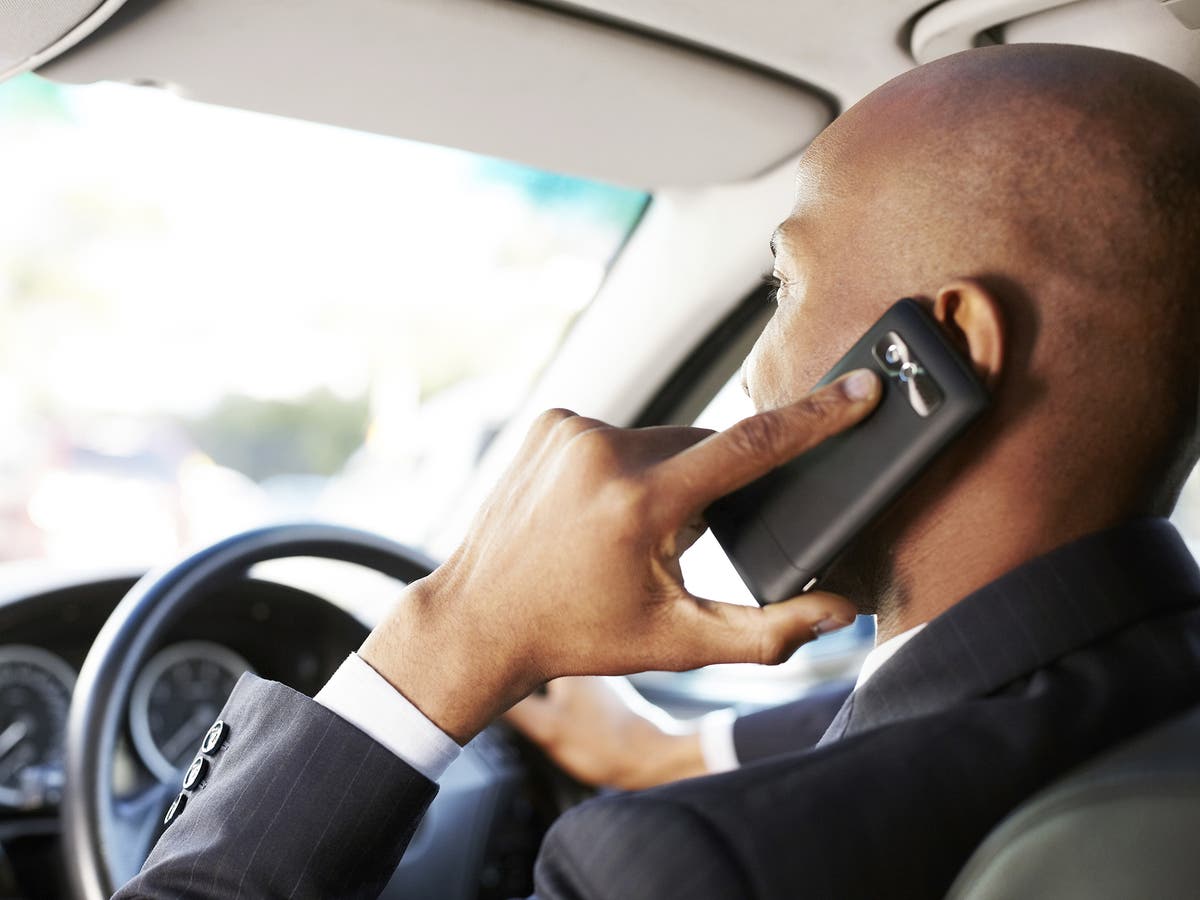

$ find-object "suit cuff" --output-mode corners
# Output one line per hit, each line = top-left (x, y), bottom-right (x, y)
(697, 708), (740, 773)
(315, 652), (461, 781)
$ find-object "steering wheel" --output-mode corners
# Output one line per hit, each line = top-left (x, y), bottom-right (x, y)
(59, 523), (491, 899)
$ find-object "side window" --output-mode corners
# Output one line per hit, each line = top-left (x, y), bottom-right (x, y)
(1173, 466), (1199, 560)
(682, 375), (757, 609)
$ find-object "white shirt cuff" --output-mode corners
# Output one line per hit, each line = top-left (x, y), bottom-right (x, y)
(697, 707), (740, 774)
(315, 652), (462, 782)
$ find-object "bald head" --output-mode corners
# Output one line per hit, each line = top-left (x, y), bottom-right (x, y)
(745, 44), (1200, 626)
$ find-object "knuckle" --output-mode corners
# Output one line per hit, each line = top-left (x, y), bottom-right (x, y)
(799, 392), (841, 426)
(532, 408), (575, 436)
(572, 425), (620, 464)
(791, 390), (859, 440)
(539, 407), (575, 424)
(729, 413), (785, 460)
(559, 415), (608, 440)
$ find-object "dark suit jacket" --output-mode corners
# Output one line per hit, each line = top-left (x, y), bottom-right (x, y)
(116, 518), (1200, 899)
(732, 678), (853, 764)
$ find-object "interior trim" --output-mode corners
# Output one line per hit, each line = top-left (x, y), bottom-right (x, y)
(910, 0), (1078, 63)
(1163, 0), (1200, 29)
(1001, 0), (1200, 85)
(0, 0), (132, 83)
(519, 0), (841, 117)
(632, 281), (771, 428)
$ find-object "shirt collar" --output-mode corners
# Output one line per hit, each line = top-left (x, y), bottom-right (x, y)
(854, 623), (926, 692)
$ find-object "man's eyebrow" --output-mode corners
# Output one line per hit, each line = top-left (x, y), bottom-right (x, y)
(769, 228), (781, 258)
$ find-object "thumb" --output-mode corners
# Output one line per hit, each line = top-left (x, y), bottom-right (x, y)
(678, 591), (858, 668)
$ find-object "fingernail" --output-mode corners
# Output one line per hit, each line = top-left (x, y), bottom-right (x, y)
(841, 369), (878, 401)
(811, 615), (854, 638)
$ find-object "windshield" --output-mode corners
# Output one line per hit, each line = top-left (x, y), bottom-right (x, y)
(0, 75), (647, 571)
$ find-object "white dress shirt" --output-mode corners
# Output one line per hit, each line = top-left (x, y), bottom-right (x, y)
(316, 623), (929, 782)
(315, 653), (461, 781)
(852, 622), (927, 691)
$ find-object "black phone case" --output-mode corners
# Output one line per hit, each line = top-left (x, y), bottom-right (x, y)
(705, 298), (989, 605)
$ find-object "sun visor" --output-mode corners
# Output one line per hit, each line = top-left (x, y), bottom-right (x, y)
(0, 0), (130, 80)
(30, 0), (832, 189)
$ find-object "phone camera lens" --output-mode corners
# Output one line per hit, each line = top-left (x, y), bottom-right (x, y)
(899, 361), (920, 383)
(884, 344), (902, 365)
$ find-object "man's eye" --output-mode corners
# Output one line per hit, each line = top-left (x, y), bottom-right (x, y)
(762, 272), (783, 304)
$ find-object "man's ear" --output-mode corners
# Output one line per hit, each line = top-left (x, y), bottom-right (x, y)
(932, 279), (1005, 389)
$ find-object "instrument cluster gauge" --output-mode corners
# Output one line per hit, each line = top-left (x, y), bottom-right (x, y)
(129, 641), (253, 783)
(0, 645), (76, 810)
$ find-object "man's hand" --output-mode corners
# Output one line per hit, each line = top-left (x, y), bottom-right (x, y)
(506, 676), (708, 790)
(360, 370), (880, 743)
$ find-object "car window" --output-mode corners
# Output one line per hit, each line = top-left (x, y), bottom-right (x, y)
(1174, 466), (1200, 560)
(0, 74), (646, 572)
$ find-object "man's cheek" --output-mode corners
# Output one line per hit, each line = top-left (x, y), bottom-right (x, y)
(741, 330), (773, 411)
(747, 344), (795, 412)
(771, 336), (823, 406)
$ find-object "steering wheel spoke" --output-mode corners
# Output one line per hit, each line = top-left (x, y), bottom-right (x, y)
(105, 780), (177, 887)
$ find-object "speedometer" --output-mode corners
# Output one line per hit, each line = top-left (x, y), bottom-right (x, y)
(129, 641), (253, 782)
(0, 645), (76, 809)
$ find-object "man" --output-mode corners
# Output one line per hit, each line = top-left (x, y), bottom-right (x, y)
(117, 43), (1200, 899)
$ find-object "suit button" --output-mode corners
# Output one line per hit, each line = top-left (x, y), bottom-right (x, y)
(200, 720), (229, 754)
(182, 756), (209, 791)
(163, 791), (187, 827)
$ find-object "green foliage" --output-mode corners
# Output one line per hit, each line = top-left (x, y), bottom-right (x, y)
(188, 389), (369, 481)
(0, 74), (70, 123)
(475, 158), (648, 231)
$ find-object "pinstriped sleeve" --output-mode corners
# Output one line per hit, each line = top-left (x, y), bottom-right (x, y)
(114, 674), (437, 900)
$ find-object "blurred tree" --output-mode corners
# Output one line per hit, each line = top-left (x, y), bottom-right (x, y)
(188, 389), (368, 481)
(0, 74), (70, 123)
(475, 158), (648, 232)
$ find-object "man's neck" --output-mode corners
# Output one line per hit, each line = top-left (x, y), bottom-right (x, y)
(873, 504), (1130, 644)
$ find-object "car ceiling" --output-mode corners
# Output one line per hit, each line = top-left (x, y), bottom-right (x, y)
(10, 0), (1197, 189)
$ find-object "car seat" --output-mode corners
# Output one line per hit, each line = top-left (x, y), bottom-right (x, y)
(947, 703), (1200, 899)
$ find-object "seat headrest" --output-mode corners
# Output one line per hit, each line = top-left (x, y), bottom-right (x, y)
(948, 703), (1200, 900)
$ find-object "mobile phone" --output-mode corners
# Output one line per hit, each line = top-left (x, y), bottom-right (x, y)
(705, 297), (990, 605)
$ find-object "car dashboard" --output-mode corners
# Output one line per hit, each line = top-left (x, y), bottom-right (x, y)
(0, 572), (368, 898)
